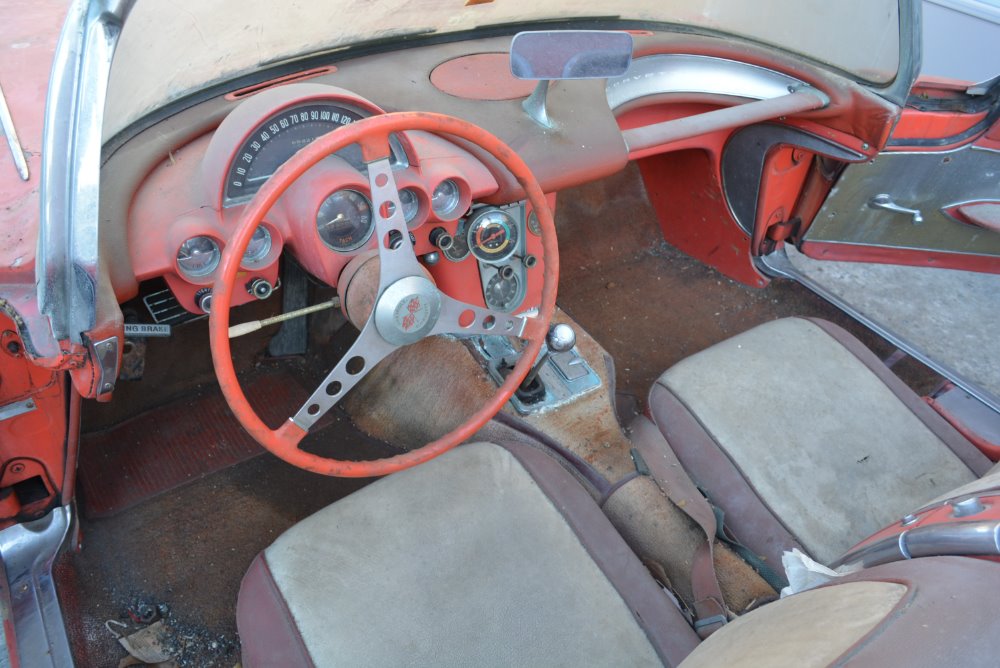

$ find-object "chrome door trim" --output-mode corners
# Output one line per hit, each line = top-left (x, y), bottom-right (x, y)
(37, 0), (135, 347)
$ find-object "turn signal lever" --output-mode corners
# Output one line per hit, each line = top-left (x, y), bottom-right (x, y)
(516, 323), (576, 403)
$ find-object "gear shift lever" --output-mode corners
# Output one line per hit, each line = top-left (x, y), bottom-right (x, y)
(516, 323), (576, 403)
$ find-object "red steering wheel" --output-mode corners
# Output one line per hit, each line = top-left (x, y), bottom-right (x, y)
(209, 112), (558, 477)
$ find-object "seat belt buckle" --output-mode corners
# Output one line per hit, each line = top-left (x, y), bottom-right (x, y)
(693, 613), (727, 639)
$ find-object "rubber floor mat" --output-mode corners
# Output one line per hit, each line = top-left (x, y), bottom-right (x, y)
(78, 371), (316, 518)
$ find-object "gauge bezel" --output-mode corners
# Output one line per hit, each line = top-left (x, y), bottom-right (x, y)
(315, 188), (376, 253)
(467, 208), (520, 264)
(176, 235), (223, 279)
(241, 225), (275, 268)
(483, 269), (524, 312)
(398, 186), (427, 230)
(431, 179), (464, 220)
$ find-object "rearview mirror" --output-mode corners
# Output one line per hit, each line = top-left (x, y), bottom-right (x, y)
(510, 30), (633, 81)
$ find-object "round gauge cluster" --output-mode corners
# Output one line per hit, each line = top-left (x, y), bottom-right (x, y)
(467, 208), (519, 264)
(484, 270), (522, 312)
(316, 189), (374, 252)
(431, 180), (462, 220)
(176, 226), (276, 279)
(176, 236), (221, 278)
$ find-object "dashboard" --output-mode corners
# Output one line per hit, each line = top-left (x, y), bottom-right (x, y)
(111, 30), (887, 328)
(127, 82), (547, 320)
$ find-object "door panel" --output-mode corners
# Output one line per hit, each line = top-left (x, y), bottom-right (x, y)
(801, 145), (1000, 268)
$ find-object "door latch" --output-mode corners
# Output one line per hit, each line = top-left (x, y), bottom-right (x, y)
(868, 194), (923, 224)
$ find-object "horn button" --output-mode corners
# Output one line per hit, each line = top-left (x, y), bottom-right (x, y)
(374, 275), (442, 345)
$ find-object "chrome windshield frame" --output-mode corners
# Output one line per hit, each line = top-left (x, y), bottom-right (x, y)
(36, 0), (135, 348)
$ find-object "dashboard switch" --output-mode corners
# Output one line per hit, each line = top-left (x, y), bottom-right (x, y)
(430, 227), (454, 251)
(195, 288), (213, 313)
(247, 278), (274, 300)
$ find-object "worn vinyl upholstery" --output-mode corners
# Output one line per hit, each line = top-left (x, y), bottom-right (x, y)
(237, 441), (699, 667)
(650, 317), (989, 565)
(678, 557), (1000, 668)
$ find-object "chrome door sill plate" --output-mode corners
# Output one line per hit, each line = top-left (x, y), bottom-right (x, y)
(469, 335), (602, 415)
(0, 506), (75, 667)
(759, 245), (1000, 414)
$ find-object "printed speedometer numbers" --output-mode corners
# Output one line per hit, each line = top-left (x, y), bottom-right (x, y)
(224, 103), (365, 206)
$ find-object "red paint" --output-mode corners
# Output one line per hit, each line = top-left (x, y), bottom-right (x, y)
(925, 395), (1000, 461)
(638, 149), (768, 288)
(0, 315), (66, 530)
(942, 200), (1000, 234)
(128, 97), (499, 313)
(891, 108), (988, 143)
(752, 147), (813, 254)
(209, 112), (558, 478)
(847, 491), (1000, 560)
(430, 53), (537, 101)
(224, 66), (338, 101)
(799, 241), (1000, 275)
(0, 1), (64, 287)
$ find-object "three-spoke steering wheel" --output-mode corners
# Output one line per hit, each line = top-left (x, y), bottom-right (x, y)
(209, 112), (558, 477)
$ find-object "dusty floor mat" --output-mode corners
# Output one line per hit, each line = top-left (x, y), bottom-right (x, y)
(554, 163), (943, 406)
(78, 369), (331, 518)
(60, 423), (398, 667)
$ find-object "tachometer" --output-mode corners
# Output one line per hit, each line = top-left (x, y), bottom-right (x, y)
(316, 189), (374, 252)
(467, 208), (519, 264)
(224, 103), (366, 206)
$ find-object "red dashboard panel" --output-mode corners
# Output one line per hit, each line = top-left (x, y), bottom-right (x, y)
(128, 83), (546, 316)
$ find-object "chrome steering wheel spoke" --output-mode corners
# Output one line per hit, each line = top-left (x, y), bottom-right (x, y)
(367, 157), (425, 289)
(431, 293), (530, 338)
(291, 320), (399, 430)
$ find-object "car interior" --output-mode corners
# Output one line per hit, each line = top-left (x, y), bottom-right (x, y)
(2, 1), (1000, 666)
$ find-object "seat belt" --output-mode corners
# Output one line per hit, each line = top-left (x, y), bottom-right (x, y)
(629, 416), (729, 639)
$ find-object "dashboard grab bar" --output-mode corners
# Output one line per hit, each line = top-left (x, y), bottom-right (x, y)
(621, 88), (829, 156)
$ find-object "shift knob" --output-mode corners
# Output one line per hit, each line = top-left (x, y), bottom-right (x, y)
(547, 323), (576, 353)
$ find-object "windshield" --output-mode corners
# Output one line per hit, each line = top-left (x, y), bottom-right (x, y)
(105, 0), (900, 139)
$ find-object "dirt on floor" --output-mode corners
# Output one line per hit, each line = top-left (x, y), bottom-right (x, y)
(62, 408), (397, 668)
(63, 161), (942, 666)
(554, 162), (942, 407)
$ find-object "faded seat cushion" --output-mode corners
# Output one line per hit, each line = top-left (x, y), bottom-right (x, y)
(650, 317), (990, 566)
(237, 442), (699, 667)
(678, 557), (1000, 668)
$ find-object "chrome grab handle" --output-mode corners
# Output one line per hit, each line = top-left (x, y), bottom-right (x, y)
(868, 193), (923, 224)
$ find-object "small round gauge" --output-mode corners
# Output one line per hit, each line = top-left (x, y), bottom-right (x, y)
(484, 271), (522, 312)
(443, 218), (471, 262)
(431, 179), (461, 219)
(243, 226), (272, 266)
(399, 188), (421, 228)
(177, 236), (221, 278)
(527, 210), (542, 236)
(468, 208), (519, 264)
(317, 189), (374, 252)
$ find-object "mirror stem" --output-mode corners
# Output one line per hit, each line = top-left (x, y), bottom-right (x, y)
(523, 80), (553, 129)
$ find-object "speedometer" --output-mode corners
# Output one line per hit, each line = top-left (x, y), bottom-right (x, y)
(224, 103), (366, 206)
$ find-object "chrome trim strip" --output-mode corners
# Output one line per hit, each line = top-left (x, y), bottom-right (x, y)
(758, 246), (1000, 413)
(0, 81), (29, 181)
(831, 519), (1000, 570)
(607, 54), (806, 111)
(0, 506), (75, 667)
(37, 0), (135, 346)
